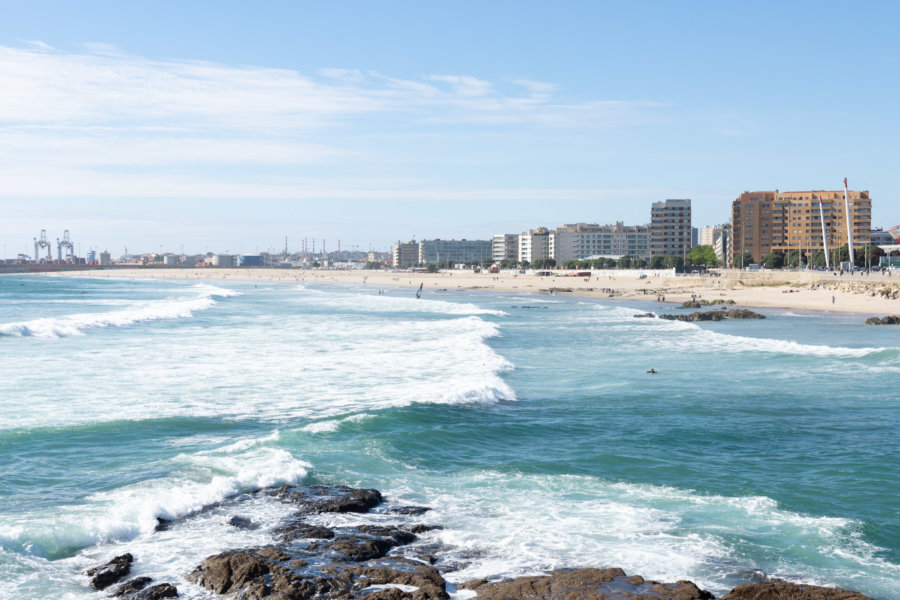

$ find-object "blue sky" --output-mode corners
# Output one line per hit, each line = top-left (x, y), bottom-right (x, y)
(1, 0), (899, 256)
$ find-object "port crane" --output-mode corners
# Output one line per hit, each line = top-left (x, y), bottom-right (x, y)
(57, 230), (75, 262)
(34, 229), (52, 262)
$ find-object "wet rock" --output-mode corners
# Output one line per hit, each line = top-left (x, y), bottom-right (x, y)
(681, 301), (703, 309)
(364, 588), (412, 600)
(468, 569), (714, 600)
(407, 525), (443, 534)
(458, 579), (489, 590)
(385, 506), (431, 516)
(326, 536), (397, 561)
(114, 576), (152, 597)
(720, 581), (873, 600)
(133, 583), (178, 599)
(865, 315), (900, 325)
(187, 548), (287, 595)
(277, 485), (384, 514)
(356, 525), (417, 545)
(725, 309), (765, 319)
(348, 562), (449, 600)
(229, 515), (260, 530)
(86, 553), (133, 590)
(659, 309), (764, 322)
(276, 521), (336, 540)
(633, 312), (656, 318)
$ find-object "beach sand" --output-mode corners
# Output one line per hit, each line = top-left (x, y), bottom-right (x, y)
(51, 267), (900, 316)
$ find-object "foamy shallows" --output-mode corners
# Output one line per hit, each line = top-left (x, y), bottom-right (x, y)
(1, 276), (897, 600)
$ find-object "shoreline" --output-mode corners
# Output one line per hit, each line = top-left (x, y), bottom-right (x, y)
(41, 267), (900, 317)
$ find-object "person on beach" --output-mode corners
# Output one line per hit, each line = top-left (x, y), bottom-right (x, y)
(832, 295), (835, 304)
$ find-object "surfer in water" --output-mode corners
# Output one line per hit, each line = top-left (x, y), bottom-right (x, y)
(647, 368), (657, 374)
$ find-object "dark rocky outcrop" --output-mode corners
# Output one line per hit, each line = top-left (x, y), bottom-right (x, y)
(864, 315), (900, 325)
(719, 581), (873, 600)
(275, 521), (336, 541)
(660, 309), (765, 322)
(681, 299), (735, 309)
(275, 485), (383, 514)
(86, 553), (133, 590)
(131, 583), (178, 600)
(462, 568), (714, 600)
(228, 515), (259, 530)
(90, 485), (873, 600)
(633, 312), (656, 318)
(114, 576), (152, 597)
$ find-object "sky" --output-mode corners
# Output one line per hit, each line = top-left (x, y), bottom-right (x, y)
(1, 0), (899, 256)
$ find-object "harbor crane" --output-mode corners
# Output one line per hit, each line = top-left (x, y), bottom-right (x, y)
(34, 229), (52, 262)
(57, 230), (75, 262)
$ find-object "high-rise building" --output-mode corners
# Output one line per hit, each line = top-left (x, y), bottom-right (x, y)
(551, 222), (651, 263)
(492, 234), (519, 263)
(731, 189), (872, 264)
(519, 227), (551, 264)
(650, 199), (692, 257)
(392, 240), (419, 268)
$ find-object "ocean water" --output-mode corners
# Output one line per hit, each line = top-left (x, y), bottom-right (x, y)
(0, 274), (898, 599)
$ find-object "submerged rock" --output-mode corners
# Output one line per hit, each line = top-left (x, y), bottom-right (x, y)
(720, 581), (873, 600)
(659, 309), (764, 322)
(864, 315), (900, 325)
(114, 576), (152, 597)
(633, 312), (656, 318)
(86, 553), (133, 590)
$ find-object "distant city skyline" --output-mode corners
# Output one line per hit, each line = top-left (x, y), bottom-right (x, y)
(2, 1), (899, 255)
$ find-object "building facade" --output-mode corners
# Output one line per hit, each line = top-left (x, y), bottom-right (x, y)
(418, 239), (492, 265)
(650, 199), (692, 257)
(731, 189), (872, 264)
(519, 227), (551, 264)
(492, 234), (519, 263)
(392, 240), (419, 268)
(551, 222), (651, 263)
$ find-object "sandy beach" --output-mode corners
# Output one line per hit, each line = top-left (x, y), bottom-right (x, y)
(51, 267), (900, 316)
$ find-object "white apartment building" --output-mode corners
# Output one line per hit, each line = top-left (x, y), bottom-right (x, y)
(519, 227), (551, 264)
(392, 240), (419, 268)
(551, 222), (651, 263)
(492, 234), (519, 263)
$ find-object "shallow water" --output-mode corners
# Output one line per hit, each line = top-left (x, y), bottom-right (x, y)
(1, 274), (897, 599)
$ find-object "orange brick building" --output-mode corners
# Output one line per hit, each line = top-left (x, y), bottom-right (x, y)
(731, 189), (871, 264)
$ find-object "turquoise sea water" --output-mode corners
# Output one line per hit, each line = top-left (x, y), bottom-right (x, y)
(0, 274), (898, 599)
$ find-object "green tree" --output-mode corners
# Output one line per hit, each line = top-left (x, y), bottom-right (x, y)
(686, 245), (718, 266)
(617, 255), (632, 269)
(762, 252), (784, 269)
(650, 256), (666, 269)
(632, 257), (648, 269)
(808, 251), (827, 268)
(734, 252), (754, 268)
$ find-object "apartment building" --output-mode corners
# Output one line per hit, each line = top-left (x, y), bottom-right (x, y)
(650, 199), (692, 257)
(551, 222), (651, 263)
(731, 189), (872, 264)
(418, 239), (492, 264)
(492, 234), (519, 263)
(392, 240), (419, 268)
(519, 227), (551, 264)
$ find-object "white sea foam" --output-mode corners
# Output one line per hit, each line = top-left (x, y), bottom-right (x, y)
(294, 290), (508, 316)
(0, 445), (309, 560)
(0, 285), (240, 338)
(301, 414), (375, 434)
(384, 471), (889, 596)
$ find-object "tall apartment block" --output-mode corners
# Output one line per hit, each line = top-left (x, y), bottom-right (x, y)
(392, 240), (419, 268)
(731, 189), (871, 264)
(518, 227), (551, 264)
(650, 199), (692, 257)
(492, 234), (519, 262)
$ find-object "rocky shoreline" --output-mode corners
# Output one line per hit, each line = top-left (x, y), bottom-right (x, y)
(82, 484), (875, 600)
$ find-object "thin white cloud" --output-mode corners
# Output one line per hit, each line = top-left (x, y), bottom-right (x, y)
(428, 75), (494, 97)
(0, 43), (669, 209)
